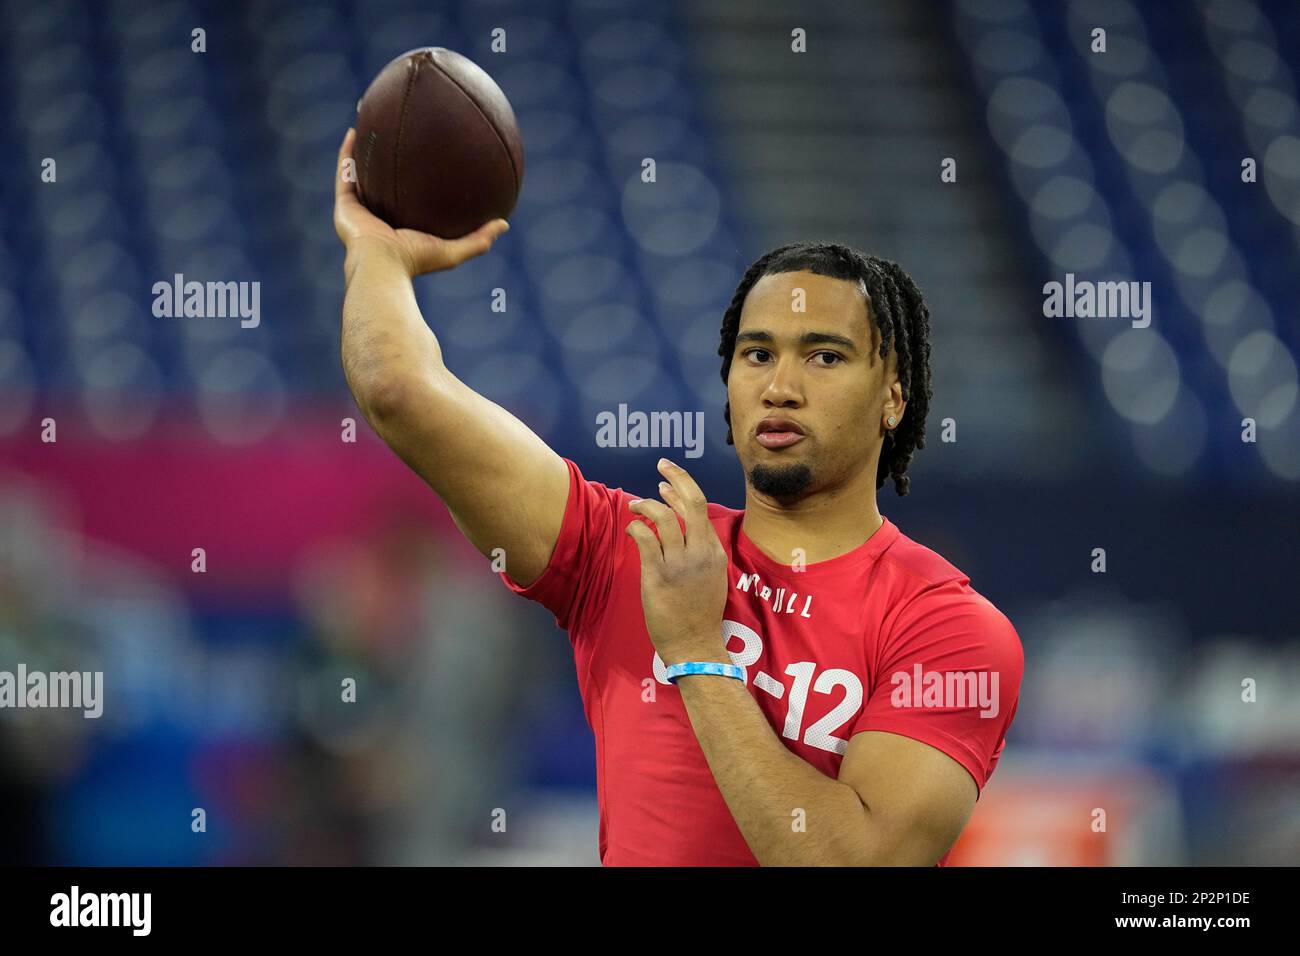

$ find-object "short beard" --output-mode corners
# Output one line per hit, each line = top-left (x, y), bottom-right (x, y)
(749, 461), (813, 500)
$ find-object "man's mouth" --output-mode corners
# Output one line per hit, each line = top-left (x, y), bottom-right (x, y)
(756, 431), (805, 448)
(755, 417), (806, 449)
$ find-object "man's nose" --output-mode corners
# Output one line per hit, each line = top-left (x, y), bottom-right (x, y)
(762, 358), (803, 405)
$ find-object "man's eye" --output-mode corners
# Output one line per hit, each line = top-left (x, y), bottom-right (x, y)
(814, 352), (843, 366)
(743, 348), (770, 362)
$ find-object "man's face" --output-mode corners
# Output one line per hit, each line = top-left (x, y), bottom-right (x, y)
(727, 269), (896, 501)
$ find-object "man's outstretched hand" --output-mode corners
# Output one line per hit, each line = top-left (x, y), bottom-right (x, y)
(333, 127), (509, 280)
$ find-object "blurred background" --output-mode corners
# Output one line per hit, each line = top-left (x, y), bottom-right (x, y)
(1, 0), (1298, 865)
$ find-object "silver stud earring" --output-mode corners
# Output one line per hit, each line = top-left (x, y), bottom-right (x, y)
(887, 416), (896, 427)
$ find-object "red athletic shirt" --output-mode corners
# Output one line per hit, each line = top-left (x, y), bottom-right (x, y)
(500, 457), (1024, 866)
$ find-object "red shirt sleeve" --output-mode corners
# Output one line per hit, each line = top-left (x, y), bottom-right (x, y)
(851, 579), (1024, 794)
(497, 457), (633, 639)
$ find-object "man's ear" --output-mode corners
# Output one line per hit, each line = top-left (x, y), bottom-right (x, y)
(882, 356), (906, 429)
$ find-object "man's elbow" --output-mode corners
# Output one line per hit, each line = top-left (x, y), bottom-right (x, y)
(849, 818), (956, 866)
(355, 376), (411, 428)
(350, 364), (444, 431)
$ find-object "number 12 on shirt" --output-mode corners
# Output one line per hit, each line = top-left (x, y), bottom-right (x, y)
(651, 618), (864, 756)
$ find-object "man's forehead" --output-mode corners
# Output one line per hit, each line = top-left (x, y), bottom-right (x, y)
(740, 270), (874, 340)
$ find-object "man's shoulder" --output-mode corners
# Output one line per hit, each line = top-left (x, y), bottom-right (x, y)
(877, 522), (971, 591)
(881, 525), (1019, 649)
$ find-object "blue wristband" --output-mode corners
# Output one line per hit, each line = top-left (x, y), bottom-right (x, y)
(664, 661), (746, 684)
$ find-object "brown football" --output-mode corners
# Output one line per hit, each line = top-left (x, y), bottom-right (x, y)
(353, 47), (524, 239)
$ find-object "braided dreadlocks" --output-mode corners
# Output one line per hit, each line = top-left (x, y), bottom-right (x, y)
(717, 242), (933, 496)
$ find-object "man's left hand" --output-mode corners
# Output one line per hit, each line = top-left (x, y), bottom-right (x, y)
(625, 458), (730, 667)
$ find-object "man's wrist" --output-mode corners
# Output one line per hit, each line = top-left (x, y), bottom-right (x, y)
(344, 236), (413, 284)
(661, 647), (731, 669)
(665, 660), (746, 685)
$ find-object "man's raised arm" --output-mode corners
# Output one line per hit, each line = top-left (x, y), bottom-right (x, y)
(333, 128), (570, 588)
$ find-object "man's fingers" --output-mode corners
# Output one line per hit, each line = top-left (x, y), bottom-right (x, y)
(656, 459), (711, 546)
(624, 518), (663, 567)
(455, 220), (510, 259)
(406, 219), (509, 269)
(628, 498), (684, 554)
(335, 128), (357, 201)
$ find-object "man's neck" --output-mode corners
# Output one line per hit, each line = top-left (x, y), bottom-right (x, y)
(740, 471), (884, 567)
